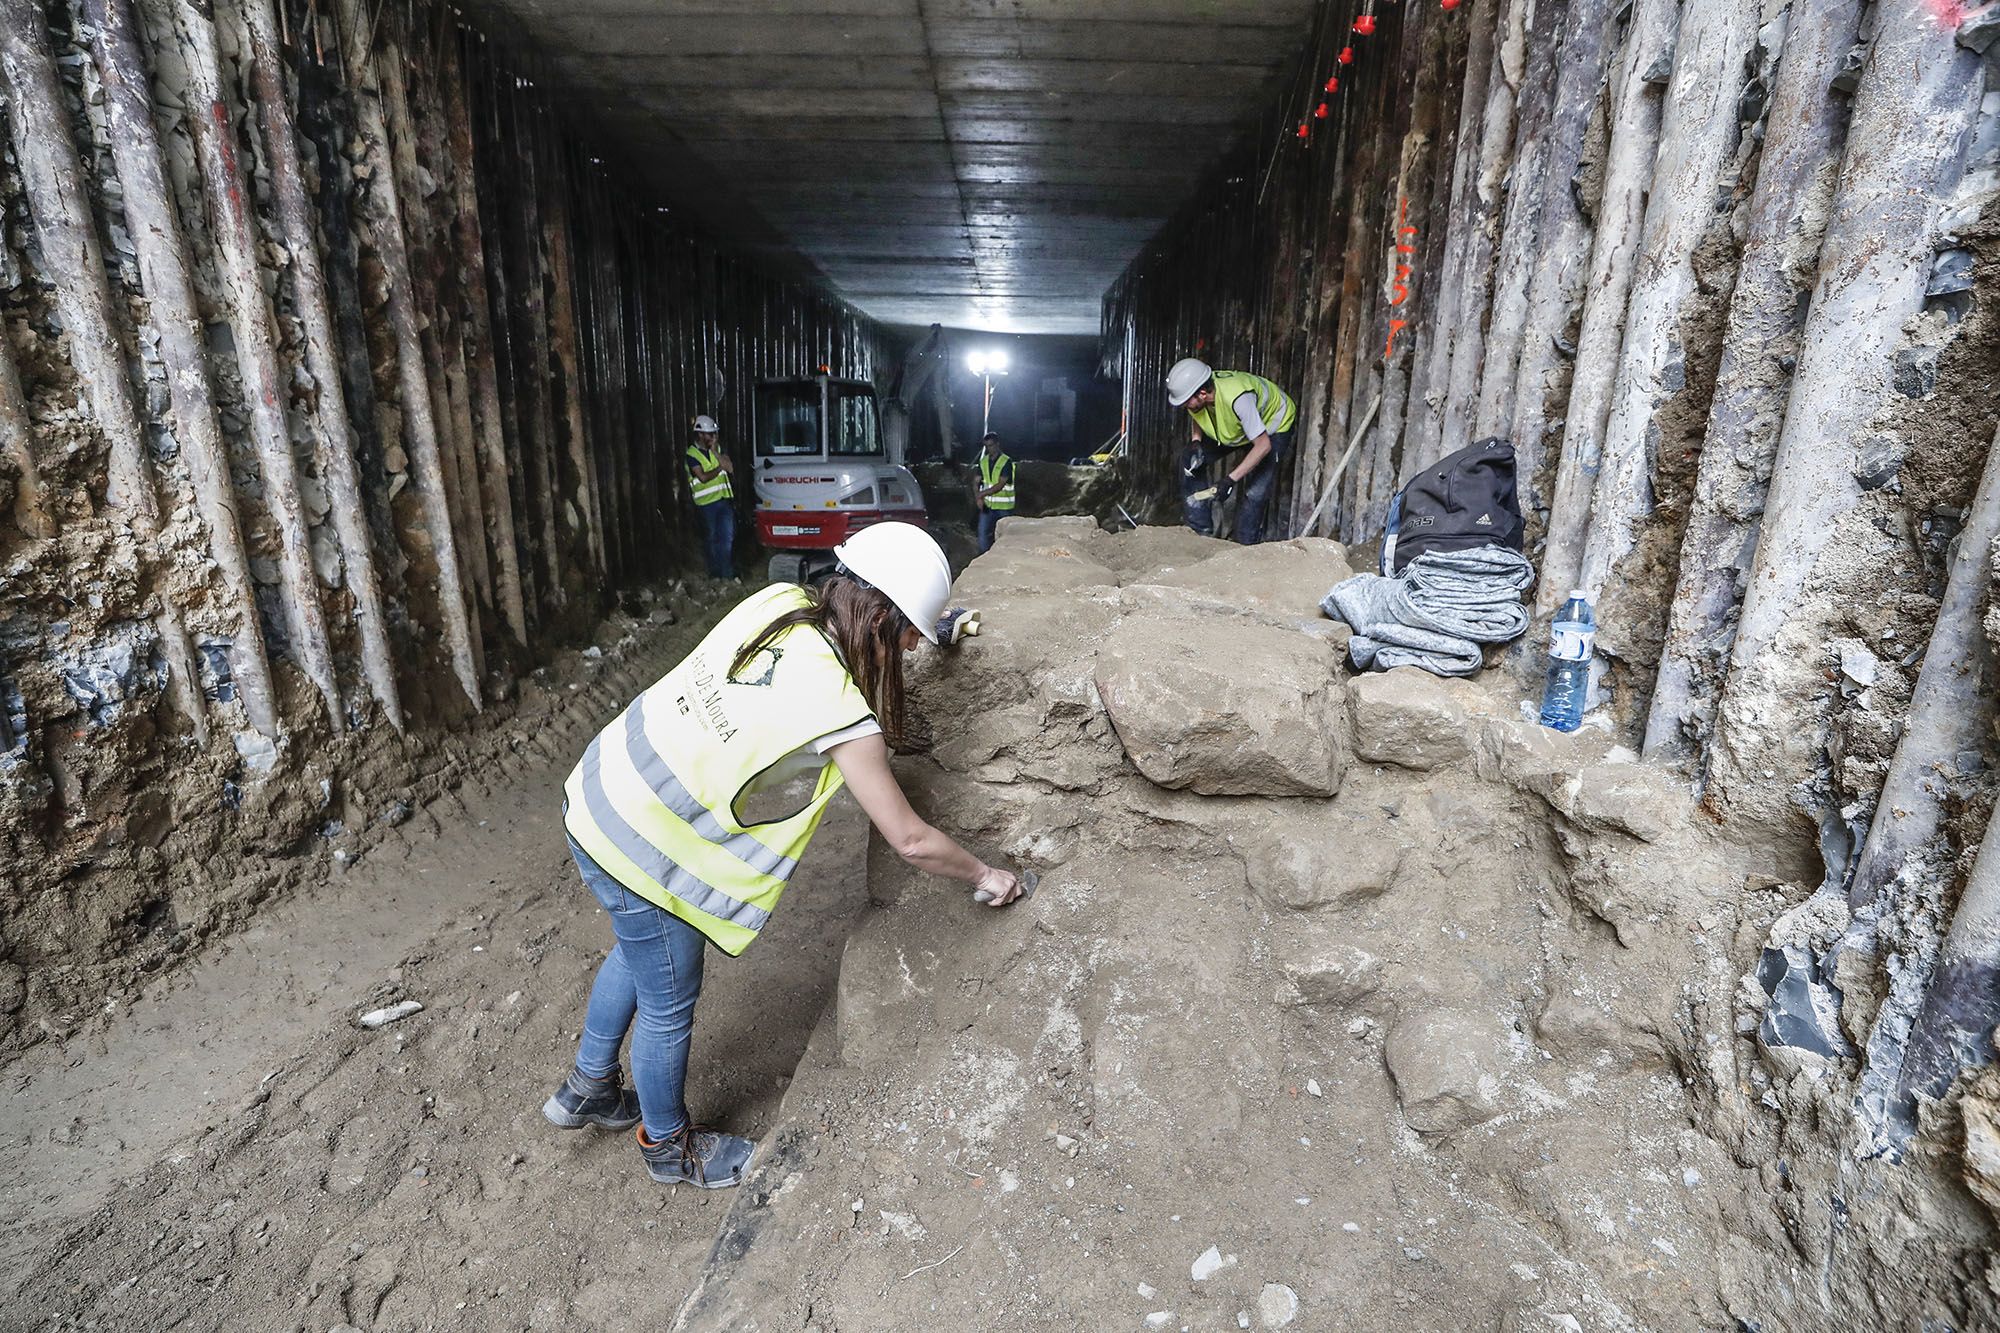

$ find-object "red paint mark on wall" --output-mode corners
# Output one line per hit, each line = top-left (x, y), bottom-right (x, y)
(1384, 198), (1419, 359)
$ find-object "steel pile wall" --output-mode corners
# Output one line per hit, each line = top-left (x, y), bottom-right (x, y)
(0, 0), (886, 1016)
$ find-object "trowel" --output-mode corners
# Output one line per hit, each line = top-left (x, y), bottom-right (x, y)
(974, 868), (1038, 906)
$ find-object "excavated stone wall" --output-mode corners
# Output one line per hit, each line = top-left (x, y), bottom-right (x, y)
(672, 522), (1997, 1332)
(0, 0), (886, 1054)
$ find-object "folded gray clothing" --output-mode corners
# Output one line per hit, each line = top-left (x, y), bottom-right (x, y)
(1320, 544), (1535, 676)
(1346, 623), (1485, 677)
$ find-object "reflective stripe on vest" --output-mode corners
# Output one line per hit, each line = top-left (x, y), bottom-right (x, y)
(562, 585), (872, 954)
(687, 442), (733, 505)
(979, 450), (1016, 510)
(1190, 369), (1298, 446)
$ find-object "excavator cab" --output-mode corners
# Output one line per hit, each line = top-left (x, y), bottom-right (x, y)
(751, 372), (928, 584)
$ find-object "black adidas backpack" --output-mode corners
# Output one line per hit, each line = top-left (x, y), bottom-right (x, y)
(1380, 437), (1525, 575)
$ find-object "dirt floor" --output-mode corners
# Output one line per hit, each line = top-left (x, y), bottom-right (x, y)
(3, 605), (870, 1332)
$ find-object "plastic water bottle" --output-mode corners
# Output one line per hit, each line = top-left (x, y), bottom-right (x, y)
(1538, 591), (1595, 732)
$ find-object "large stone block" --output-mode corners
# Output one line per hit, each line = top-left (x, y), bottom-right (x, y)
(1348, 668), (1475, 770)
(1142, 537), (1354, 620)
(1383, 1009), (1512, 1134)
(1094, 618), (1349, 797)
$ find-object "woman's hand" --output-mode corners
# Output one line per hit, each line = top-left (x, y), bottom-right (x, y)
(971, 864), (1021, 907)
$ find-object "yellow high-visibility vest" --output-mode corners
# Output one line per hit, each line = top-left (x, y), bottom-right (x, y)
(687, 442), (733, 505)
(563, 585), (873, 955)
(1190, 369), (1298, 447)
(978, 450), (1016, 511)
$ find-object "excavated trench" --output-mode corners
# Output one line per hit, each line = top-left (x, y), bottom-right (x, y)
(5, 0), (2000, 1329)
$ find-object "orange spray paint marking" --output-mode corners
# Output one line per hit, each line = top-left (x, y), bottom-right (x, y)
(1385, 198), (1420, 359)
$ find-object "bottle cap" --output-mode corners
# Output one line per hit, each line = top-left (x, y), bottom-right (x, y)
(1568, 589), (1587, 600)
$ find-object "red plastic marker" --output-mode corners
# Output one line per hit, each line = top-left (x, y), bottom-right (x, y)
(1296, 121), (1311, 139)
(1315, 101), (1329, 118)
(1324, 75), (1340, 93)
(1353, 13), (1376, 33)
(1339, 45), (1354, 64)
(1441, 0), (1460, 9)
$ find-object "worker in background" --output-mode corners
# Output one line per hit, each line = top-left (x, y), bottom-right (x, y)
(973, 431), (1016, 554)
(542, 522), (1024, 1189)
(686, 414), (735, 579)
(1166, 357), (1298, 545)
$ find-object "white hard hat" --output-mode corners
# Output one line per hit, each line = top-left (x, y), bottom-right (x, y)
(693, 414), (719, 434)
(834, 521), (951, 644)
(1166, 357), (1213, 407)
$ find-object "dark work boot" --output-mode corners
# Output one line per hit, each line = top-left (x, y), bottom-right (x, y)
(541, 1067), (642, 1130)
(637, 1124), (756, 1189)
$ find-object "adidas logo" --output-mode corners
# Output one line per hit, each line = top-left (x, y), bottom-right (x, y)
(1475, 512), (1493, 525)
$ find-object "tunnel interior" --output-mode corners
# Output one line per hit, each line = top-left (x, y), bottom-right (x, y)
(2, 0), (2000, 1328)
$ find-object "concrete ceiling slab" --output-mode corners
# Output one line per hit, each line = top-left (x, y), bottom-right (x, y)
(477, 0), (1314, 333)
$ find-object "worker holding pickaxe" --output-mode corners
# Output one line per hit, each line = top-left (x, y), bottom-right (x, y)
(1167, 357), (1297, 545)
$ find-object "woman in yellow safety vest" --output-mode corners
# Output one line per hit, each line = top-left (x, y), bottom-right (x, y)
(543, 522), (1024, 1189)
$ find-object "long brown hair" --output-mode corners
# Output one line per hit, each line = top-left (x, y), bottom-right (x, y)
(730, 576), (912, 751)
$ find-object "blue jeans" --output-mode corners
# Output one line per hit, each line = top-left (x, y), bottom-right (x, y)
(976, 506), (1008, 553)
(1183, 427), (1291, 544)
(569, 836), (708, 1139)
(698, 501), (734, 578)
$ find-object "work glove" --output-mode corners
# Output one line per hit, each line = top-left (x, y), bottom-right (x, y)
(1213, 476), (1236, 505)
(935, 607), (982, 646)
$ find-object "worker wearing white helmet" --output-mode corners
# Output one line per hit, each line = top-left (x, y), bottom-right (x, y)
(546, 522), (1023, 1190)
(1166, 357), (1298, 545)
(686, 414), (736, 578)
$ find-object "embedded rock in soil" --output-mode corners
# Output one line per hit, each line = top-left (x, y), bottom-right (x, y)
(1961, 1073), (2000, 1220)
(1348, 668), (1477, 770)
(1095, 619), (1349, 797)
(1232, 802), (1402, 910)
(1383, 1009), (1512, 1133)
(1274, 931), (1385, 1010)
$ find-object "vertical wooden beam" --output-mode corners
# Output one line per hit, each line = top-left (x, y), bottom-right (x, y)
(333, 0), (481, 709)
(1470, 0), (1569, 442)
(1505, 0), (1615, 530)
(1533, 0), (1681, 615)
(1709, 0), (1984, 820)
(1641, 0), (1863, 764)
(376, 25), (485, 682)
(1401, 0), (1500, 477)
(0, 0), (208, 742)
(235, 0), (402, 730)
(1575, 0), (1760, 600)
(1436, 0), (1531, 459)
(439, 28), (528, 645)
(171, 0), (344, 729)
(87, 0), (280, 738)
(539, 137), (606, 579)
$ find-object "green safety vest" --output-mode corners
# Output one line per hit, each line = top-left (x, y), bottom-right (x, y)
(1190, 369), (1298, 447)
(562, 584), (874, 956)
(978, 450), (1016, 511)
(687, 441), (733, 505)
